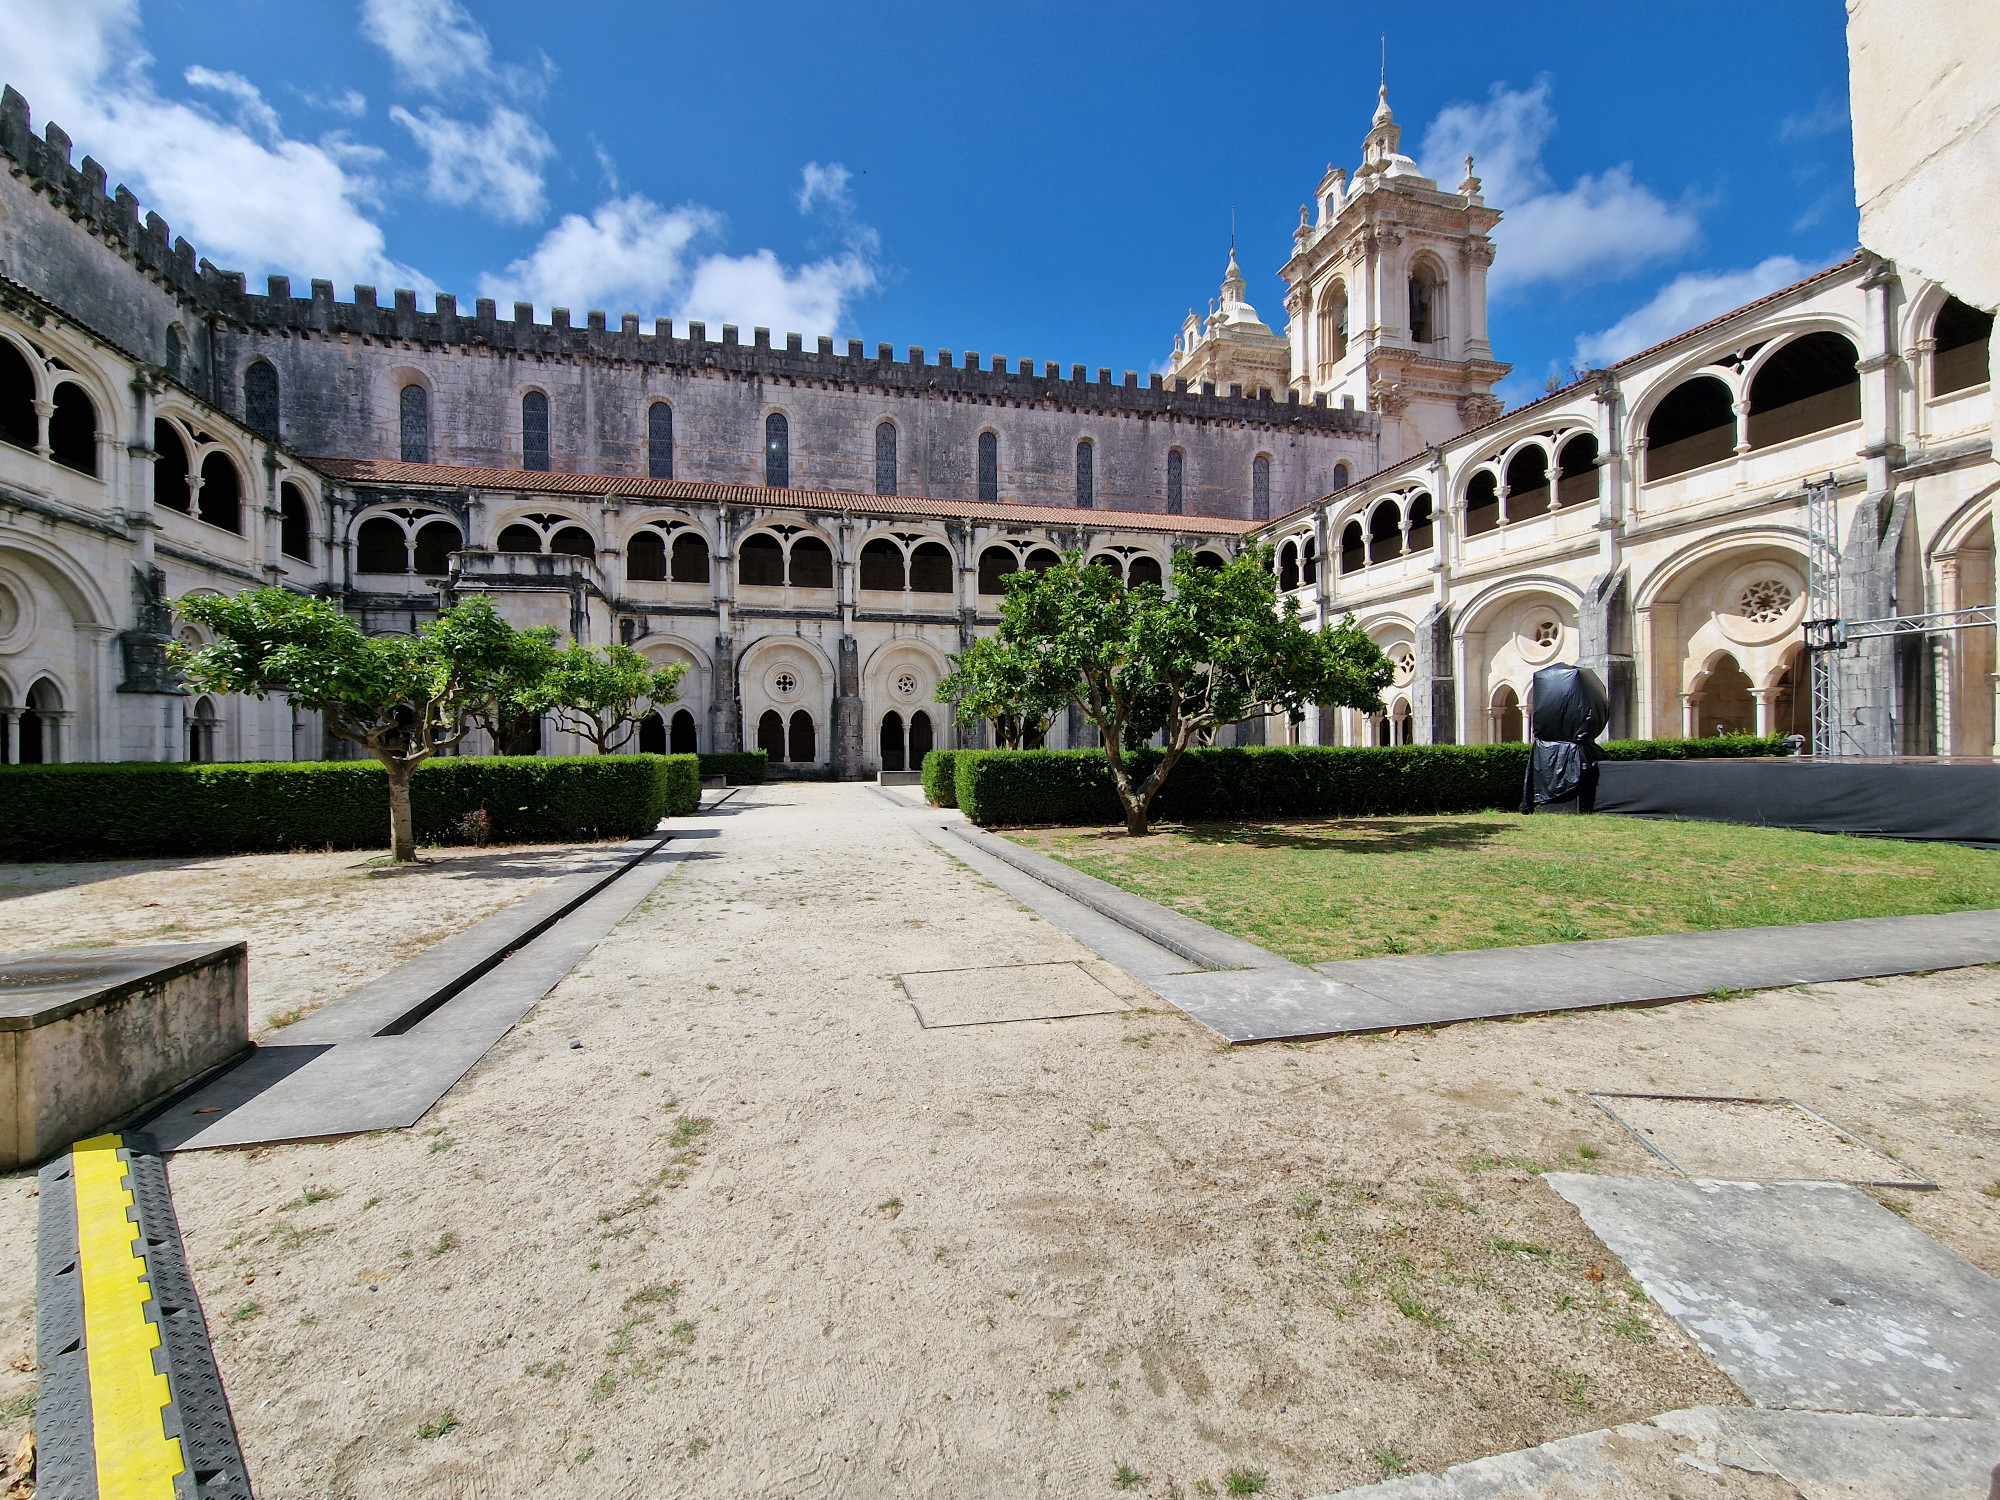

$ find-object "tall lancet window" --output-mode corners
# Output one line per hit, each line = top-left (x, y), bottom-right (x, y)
(977, 431), (998, 503)
(647, 402), (674, 479)
(1251, 454), (1271, 520)
(1166, 449), (1185, 515)
(1075, 440), (1094, 509)
(399, 384), (429, 463)
(874, 421), (897, 496)
(765, 412), (789, 489)
(522, 391), (550, 471)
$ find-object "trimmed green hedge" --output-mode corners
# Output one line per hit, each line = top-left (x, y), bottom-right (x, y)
(921, 749), (960, 807)
(953, 736), (1788, 826)
(698, 750), (768, 785)
(0, 754), (700, 859)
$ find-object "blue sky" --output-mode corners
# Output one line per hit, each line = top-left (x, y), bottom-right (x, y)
(3, 1), (1856, 409)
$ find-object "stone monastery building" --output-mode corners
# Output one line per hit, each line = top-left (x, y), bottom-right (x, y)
(0, 76), (1992, 775)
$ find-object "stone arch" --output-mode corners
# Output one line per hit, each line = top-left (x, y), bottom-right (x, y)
(47, 380), (99, 475)
(0, 334), (40, 451)
(977, 544), (1018, 596)
(1457, 578), (1582, 743)
(1555, 432), (1600, 506)
(1128, 552), (1164, 588)
(1317, 279), (1349, 373)
(1339, 519), (1365, 574)
(736, 529), (786, 587)
(1642, 374), (1738, 481)
(1640, 534), (1809, 738)
(1367, 498), (1403, 564)
(858, 532), (908, 591)
(197, 450), (244, 533)
(280, 480), (315, 563)
(1502, 441), (1553, 522)
(1743, 331), (1860, 449)
(739, 634), (834, 765)
(1462, 467), (1501, 535)
(1406, 492), (1435, 552)
(864, 636), (952, 765)
(1489, 683), (1524, 744)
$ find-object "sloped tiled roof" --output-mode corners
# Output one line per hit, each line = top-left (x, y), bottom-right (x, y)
(305, 458), (1261, 536)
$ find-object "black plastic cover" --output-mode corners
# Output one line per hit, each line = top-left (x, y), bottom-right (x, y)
(1521, 663), (1611, 812)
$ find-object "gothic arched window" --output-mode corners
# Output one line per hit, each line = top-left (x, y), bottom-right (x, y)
(648, 402), (674, 479)
(153, 420), (191, 511)
(198, 452), (243, 533)
(49, 384), (98, 474)
(1166, 449), (1185, 515)
(977, 431), (999, 503)
(243, 360), (279, 436)
(1934, 297), (1995, 396)
(280, 482), (312, 561)
(522, 391), (550, 472)
(765, 412), (790, 489)
(399, 384), (429, 464)
(1075, 440), (1094, 509)
(1251, 454), (1272, 521)
(875, 421), (897, 496)
(1407, 264), (1444, 345)
(164, 325), (184, 381)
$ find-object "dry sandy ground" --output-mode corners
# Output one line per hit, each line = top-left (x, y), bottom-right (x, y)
(2, 785), (1996, 1498)
(0, 842), (619, 1034)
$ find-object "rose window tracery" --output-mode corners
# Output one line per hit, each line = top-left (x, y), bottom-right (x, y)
(1532, 620), (1559, 648)
(894, 671), (921, 698)
(1738, 579), (1794, 624)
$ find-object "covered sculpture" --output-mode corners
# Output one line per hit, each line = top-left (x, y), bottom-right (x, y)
(1520, 663), (1611, 813)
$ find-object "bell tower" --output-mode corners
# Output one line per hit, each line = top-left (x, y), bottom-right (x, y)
(1280, 83), (1510, 465)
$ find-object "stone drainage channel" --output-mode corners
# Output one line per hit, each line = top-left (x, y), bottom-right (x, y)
(30, 804), (727, 1497)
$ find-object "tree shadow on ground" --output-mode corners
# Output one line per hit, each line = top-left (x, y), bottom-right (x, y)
(1173, 819), (1516, 855)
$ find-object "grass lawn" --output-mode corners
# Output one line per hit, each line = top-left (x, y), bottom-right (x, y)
(1008, 813), (2000, 965)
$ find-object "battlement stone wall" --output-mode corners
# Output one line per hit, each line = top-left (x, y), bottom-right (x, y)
(0, 83), (1380, 518)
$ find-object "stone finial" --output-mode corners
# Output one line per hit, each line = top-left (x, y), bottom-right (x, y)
(1458, 154), (1483, 199)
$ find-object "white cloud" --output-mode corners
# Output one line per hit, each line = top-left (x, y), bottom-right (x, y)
(306, 87), (369, 119)
(1573, 255), (1811, 367)
(390, 104), (554, 223)
(796, 162), (852, 215)
(359, 0), (492, 93)
(1780, 95), (1849, 143)
(0, 0), (425, 291)
(478, 184), (879, 337)
(1419, 80), (1700, 290)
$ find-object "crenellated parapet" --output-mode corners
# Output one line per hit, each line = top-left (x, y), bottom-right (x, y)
(0, 83), (1373, 438)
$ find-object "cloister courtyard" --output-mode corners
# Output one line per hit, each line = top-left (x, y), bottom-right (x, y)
(3, 783), (1996, 1498)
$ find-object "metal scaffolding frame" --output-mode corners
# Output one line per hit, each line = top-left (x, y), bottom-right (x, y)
(1799, 473), (1997, 755)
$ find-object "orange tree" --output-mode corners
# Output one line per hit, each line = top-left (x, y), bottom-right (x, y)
(173, 588), (541, 861)
(942, 548), (1392, 835)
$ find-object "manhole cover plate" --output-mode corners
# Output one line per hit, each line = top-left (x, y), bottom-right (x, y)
(901, 961), (1129, 1028)
(1587, 1094), (1931, 1188)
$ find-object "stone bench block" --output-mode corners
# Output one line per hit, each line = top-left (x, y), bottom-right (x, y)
(1, 942), (248, 1167)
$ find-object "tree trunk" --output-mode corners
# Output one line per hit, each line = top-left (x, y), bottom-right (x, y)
(384, 757), (418, 862)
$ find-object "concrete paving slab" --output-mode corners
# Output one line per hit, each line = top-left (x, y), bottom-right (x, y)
(1307, 1406), (2000, 1498)
(1545, 1174), (2000, 1418)
(900, 961), (1129, 1027)
(1588, 1094), (1930, 1187)
(141, 831), (699, 1150)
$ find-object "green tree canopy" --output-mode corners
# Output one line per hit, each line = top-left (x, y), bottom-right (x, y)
(943, 548), (1393, 834)
(173, 588), (536, 860)
(936, 634), (1067, 749)
(519, 642), (686, 754)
